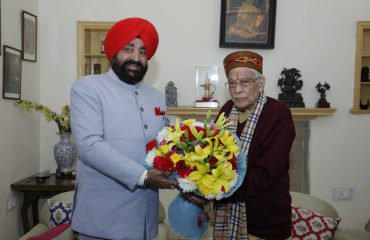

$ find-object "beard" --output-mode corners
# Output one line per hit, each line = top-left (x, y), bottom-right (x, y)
(111, 57), (148, 85)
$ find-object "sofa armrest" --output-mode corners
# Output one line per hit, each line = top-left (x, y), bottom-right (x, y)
(17, 223), (49, 240)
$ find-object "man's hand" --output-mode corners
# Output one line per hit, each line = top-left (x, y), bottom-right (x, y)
(145, 169), (178, 190)
(182, 192), (210, 207)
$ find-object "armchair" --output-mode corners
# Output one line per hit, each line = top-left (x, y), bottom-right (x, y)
(18, 191), (169, 240)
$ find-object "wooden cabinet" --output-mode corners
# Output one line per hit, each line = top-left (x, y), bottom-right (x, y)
(76, 21), (114, 78)
(351, 21), (370, 114)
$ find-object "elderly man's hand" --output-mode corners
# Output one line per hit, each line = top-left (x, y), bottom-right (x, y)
(145, 169), (178, 190)
(182, 192), (211, 207)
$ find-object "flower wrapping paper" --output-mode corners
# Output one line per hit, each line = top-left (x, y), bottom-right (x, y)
(144, 113), (247, 239)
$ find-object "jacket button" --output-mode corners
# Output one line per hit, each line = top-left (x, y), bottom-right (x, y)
(140, 107), (144, 112)
(144, 124), (148, 129)
(135, 91), (139, 95)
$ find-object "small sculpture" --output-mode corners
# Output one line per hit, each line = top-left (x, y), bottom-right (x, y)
(315, 82), (331, 108)
(165, 81), (177, 107)
(200, 73), (216, 101)
(361, 66), (370, 82)
(277, 68), (305, 108)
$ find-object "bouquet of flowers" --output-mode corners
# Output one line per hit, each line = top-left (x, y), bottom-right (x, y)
(145, 111), (247, 239)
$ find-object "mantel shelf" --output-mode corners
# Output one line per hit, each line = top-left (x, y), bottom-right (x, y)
(167, 107), (337, 120)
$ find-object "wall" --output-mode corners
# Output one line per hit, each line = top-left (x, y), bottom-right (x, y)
(34, 0), (370, 231)
(0, 0), (39, 239)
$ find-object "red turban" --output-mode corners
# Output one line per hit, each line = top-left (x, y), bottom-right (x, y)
(104, 17), (159, 61)
(223, 51), (263, 75)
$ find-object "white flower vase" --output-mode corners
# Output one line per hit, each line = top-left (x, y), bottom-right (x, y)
(54, 133), (77, 173)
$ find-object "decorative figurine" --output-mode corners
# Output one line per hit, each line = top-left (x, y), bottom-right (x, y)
(315, 82), (331, 108)
(200, 73), (216, 101)
(195, 73), (219, 107)
(361, 66), (370, 82)
(277, 68), (305, 108)
(165, 81), (177, 107)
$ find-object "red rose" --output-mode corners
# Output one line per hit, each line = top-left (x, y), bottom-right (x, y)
(178, 167), (193, 178)
(146, 139), (158, 152)
(153, 156), (175, 172)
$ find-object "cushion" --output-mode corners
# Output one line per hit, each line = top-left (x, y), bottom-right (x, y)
(292, 206), (341, 240)
(27, 223), (70, 240)
(48, 199), (73, 228)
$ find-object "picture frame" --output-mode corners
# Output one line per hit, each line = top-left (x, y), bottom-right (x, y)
(219, 0), (277, 49)
(0, 1), (2, 56)
(21, 10), (37, 62)
(3, 45), (22, 100)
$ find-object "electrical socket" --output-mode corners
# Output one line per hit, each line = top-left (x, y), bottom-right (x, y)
(6, 196), (17, 211)
(332, 188), (353, 201)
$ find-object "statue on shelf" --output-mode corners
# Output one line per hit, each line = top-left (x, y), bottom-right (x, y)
(361, 66), (370, 82)
(277, 68), (305, 108)
(200, 73), (216, 101)
(315, 82), (331, 108)
(165, 81), (177, 107)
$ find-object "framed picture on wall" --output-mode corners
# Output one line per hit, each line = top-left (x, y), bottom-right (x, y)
(21, 10), (37, 62)
(3, 45), (22, 100)
(0, 1), (2, 56)
(219, 0), (277, 49)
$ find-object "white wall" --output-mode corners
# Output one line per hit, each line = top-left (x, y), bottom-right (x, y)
(0, 0), (39, 239)
(34, 0), (370, 231)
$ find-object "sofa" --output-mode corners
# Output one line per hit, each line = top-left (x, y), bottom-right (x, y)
(201, 191), (370, 239)
(290, 191), (370, 240)
(18, 191), (169, 240)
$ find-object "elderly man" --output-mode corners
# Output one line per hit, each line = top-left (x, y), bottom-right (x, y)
(213, 51), (296, 240)
(70, 17), (177, 240)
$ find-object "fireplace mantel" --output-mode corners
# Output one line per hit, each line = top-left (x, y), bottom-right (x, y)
(167, 107), (336, 120)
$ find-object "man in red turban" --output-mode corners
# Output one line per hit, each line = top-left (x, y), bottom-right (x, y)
(104, 17), (159, 62)
(70, 17), (177, 240)
(103, 17), (159, 85)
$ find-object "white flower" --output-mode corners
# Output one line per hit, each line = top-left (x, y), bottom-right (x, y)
(145, 149), (156, 167)
(178, 178), (197, 193)
(156, 128), (169, 143)
(192, 121), (204, 128)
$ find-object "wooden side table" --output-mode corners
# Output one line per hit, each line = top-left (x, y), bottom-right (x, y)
(11, 174), (75, 232)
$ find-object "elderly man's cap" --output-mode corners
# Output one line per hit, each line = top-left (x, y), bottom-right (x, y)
(223, 51), (263, 75)
(104, 17), (159, 62)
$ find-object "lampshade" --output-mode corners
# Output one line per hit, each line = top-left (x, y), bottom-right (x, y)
(364, 218), (370, 232)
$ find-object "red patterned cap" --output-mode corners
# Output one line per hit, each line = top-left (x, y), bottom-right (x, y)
(223, 51), (263, 75)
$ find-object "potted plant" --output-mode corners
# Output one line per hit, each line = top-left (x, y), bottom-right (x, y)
(15, 100), (76, 173)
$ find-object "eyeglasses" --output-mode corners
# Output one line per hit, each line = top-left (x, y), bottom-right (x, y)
(225, 78), (259, 89)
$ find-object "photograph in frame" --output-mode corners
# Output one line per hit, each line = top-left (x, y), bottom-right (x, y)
(3, 45), (22, 100)
(219, 0), (276, 49)
(0, 1), (2, 56)
(22, 10), (37, 62)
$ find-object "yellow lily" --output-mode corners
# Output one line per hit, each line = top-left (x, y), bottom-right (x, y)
(211, 162), (235, 194)
(219, 130), (240, 155)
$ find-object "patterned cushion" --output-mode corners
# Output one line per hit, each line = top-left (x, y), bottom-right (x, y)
(48, 199), (73, 228)
(292, 206), (341, 240)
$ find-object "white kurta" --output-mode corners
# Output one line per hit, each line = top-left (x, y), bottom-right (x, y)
(70, 69), (166, 240)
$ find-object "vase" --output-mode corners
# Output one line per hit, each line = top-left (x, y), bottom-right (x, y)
(54, 133), (77, 173)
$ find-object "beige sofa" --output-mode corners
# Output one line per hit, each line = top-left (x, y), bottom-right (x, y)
(291, 191), (370, 240)
(202, 191), (370, 239)
(18, 191), (169, 240)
